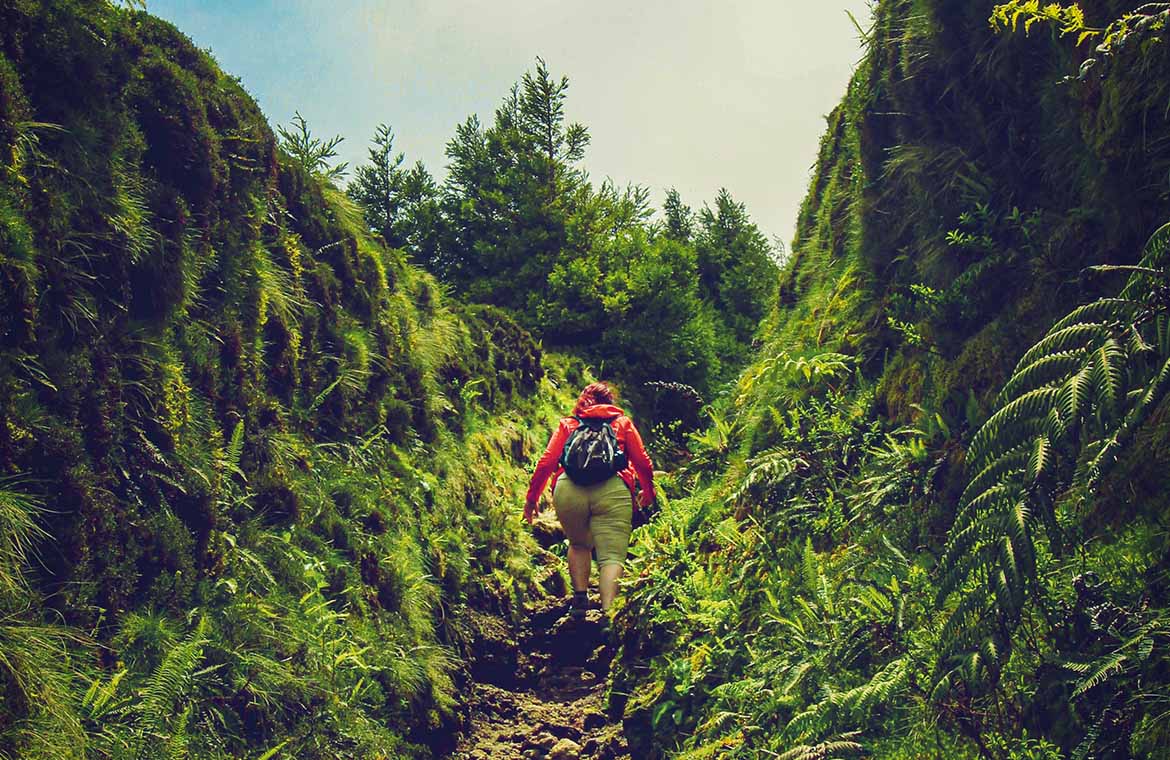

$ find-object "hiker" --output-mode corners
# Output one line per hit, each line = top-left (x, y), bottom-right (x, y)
(524, 381), (656, 619)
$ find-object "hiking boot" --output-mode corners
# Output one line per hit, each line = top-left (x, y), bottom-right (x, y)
(597, 615), (612, 638)
(569, 591), (588, 621)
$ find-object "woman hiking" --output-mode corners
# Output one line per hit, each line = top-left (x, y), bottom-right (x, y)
(524, 382), (656, 620)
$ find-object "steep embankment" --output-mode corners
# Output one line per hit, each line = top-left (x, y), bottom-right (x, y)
(0, 3), (574, 758)
(611, 2), (1170, 758)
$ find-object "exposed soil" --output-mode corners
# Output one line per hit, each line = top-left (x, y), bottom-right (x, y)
(453, 594), (630, 760)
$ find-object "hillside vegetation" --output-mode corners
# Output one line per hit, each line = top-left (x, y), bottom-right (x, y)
(610, 2), (1170, 758)
(5, 1), (1170, 759)
(0, 3), (579, 758)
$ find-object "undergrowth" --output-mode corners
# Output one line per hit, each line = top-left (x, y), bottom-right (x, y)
(0, 2), (580, 757)
(611, 1), (1170, 758)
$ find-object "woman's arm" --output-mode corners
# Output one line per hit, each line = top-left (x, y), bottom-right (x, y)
(524, 420), (570, 522)
(622, 419), (656, 508)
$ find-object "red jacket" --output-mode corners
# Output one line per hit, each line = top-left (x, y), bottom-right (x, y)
(525, 404), (656, 509)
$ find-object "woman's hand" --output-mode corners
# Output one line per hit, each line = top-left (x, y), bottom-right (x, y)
(523, 501), (538, 524)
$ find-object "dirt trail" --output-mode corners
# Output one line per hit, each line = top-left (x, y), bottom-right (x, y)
(453, 594), (630, 760)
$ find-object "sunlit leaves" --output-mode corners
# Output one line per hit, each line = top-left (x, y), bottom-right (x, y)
(990, 2), (1096, 39)
(991, 1), (1170, 66)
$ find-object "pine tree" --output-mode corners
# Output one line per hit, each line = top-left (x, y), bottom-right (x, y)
(663, 188), (695, 242)
(347, 124), (408, 248)
(276, 111), (348, 182)
(439, 58), (589, 320)
(518, 56), (590, 201)
(695, 188), (778, 347)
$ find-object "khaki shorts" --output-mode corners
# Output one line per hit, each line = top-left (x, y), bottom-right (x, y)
(553, 475), (633, 568)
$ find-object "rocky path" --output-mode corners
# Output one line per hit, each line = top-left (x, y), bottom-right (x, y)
(453, 594), (630, 760)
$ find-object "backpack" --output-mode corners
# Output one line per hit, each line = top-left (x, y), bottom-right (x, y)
(559, 416), (628, 486)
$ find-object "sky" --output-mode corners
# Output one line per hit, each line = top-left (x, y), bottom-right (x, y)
(148, 0), (873, 248)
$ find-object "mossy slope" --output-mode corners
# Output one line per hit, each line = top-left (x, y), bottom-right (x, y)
(0, 2), (574, 758)
(612, 2), (1170, 758)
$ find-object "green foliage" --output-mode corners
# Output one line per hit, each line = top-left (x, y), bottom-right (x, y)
(0, 480), (43, 598)
(346, 124), (443, 256)
(990, 1), (1169, 52)
(7, 1), (1170, 758)
(938, 224), (1170, 677)
(277, 111), (348, 182)
(611, 0), (1170, 757)
(345, 59), (779, 426)
(0, 3), (571, 757)
(991, 1), (1098, 43)
(0, 481), (85, 760)
(991, 2), (1170, 78)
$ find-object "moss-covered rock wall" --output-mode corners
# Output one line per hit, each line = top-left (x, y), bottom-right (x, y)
(770, 0), (1170, 420)
(0, 2), (569, 757)
(610, 2), (1170, 758)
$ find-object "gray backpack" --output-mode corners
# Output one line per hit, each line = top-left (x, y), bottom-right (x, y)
(559, 416), (628, 486)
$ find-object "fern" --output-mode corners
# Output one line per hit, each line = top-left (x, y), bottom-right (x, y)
(1071, 652), (1128, 698)
(938, 223), (1170, 675)
(130, 621), (208, 759)
(730, 447), (806, 514)
(224, 419), (246, 479)
(777, 731), (864, 760)
(991, 1), (1170, 63)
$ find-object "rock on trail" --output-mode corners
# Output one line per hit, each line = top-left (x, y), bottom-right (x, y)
(454, 595), (630, 759)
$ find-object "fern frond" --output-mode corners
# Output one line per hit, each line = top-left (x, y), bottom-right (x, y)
(81, 668), (128, 719)
(999, 349), (1086, 401)
(979, 636), (1004, 674)
(1025, 436), (1051, 483)
(1082, 355), (1170, 487)
(1071, 652), (1127, 697)
(1136, 222), (1170, 267)
(802, 537), (821, 597)
(938, 586), (991, 644)
(956, 444), (1031, 509)
(1014, 322), (1111, 374)
(1089, 338), (1125, 415)
(778, 733), (864, 760)
(1071, 713), (1107, 760)
(1009, 500), (1034, 544)
(967, 387), (1059, 463)
(1047, 298), (1143, 334)
(997, 534), (1022, 589)
(937, 523), (985, 589)
(1056, 364), (1094, 428)
(163, 705), (192, 760)
(834, 658), (910, 714)
(137, 624), (206, 748)
(938, 221), (1170, 697)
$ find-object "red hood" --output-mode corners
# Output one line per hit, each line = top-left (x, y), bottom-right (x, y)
(577, 404), (625, 419)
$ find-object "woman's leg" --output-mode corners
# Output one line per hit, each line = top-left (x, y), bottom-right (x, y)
(588, 477), (634, 611)
(567, 545), (592, 592)
(554, 478), (594, 594)
(599, 562), (623, 610)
